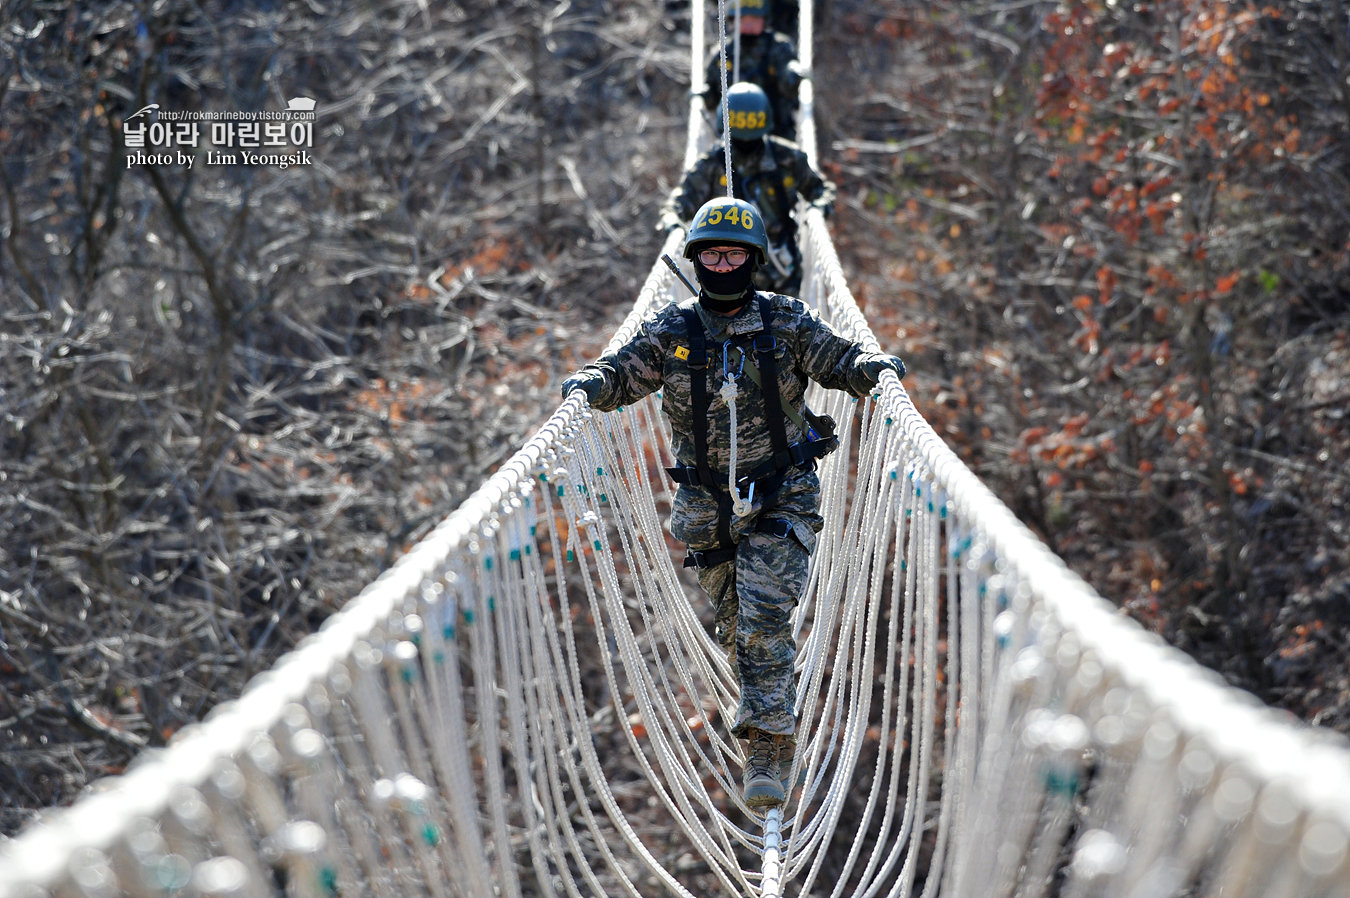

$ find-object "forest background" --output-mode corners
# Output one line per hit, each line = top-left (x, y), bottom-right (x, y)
(1, 0), (1347, 838)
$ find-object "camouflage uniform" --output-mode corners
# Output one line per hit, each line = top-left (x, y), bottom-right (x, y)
(704, 31), (804, 141)
(578, 293), (889, 738)
(659, 137), (835, 295)
(768, 0), (798, 42)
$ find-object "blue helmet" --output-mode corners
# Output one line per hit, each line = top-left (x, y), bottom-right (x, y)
(683, 197), (769, 266)
(718, 82), (773, 140)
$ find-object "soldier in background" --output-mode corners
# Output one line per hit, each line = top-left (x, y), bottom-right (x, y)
(561, 197), (906, 809)
(702, 0), (804, 141)
(768, 0), (798, 42)
(659, 82), (835, 296)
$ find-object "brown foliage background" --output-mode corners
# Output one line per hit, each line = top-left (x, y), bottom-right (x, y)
(0, 0), (688, 833)
(818, 0), (1350, 734)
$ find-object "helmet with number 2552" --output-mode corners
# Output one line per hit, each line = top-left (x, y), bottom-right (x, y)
(718, 82), (774, 140)
(683, 197), (769, 266)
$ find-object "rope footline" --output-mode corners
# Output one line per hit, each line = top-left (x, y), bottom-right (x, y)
(4, 2), (1350, 897)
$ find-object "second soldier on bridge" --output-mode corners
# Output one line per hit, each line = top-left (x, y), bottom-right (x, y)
(659, 82), (836, 296)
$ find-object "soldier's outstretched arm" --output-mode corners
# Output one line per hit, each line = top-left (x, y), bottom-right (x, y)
(704, 54), (724, 110)
(775, 39), (805, 97)
(561, 319), (666, 411)
(662, 156), (720, 231)
(780, 299), (906, 397)
(797, 152), (836, 217)
(657, 187), (685, 235)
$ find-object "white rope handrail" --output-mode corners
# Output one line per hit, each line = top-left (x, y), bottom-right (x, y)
(3, 2), (1350, 897)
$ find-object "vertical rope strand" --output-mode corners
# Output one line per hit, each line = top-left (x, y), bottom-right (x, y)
(715, 0), (734, 195)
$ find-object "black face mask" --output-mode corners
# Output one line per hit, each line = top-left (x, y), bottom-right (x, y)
(732, 137), (764, 156)
(694, 257), (756, 311)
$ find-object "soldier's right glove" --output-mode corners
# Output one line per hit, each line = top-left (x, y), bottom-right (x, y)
(852, 353), (907, 393)
(656, 212), (683, 235)
(561, 370), (605, 404)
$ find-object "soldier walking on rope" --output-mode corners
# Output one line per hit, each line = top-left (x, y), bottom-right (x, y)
(561, 197), (905, 809)
(660, 82), (835, 296)
(702, 0), (804, 141)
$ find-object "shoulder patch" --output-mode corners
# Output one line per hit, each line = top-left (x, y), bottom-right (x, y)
(674, 345), (690, 360)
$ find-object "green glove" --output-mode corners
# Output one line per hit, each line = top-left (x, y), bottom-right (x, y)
(854, 353), (906, 392)
(561, 370), (605, 404)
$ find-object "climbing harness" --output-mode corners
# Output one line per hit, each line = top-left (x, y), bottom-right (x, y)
(666, 295), (838, 569)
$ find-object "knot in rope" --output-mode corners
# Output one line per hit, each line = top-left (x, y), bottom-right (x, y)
(719, 374), (753, 517)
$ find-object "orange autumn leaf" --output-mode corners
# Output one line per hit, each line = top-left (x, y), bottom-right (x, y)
(1215, 271), (1241, 294)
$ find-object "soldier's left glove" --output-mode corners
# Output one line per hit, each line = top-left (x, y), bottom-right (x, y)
(852, 353), (907, 393)
(561, 370), (606, 404)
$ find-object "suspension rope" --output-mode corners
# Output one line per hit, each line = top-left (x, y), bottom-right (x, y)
(716, 0), (734, 197)
(4, 5), (1350, 898)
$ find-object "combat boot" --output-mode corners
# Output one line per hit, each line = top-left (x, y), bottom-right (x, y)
(778, 737), (806, 792)
(743, 729), (786, 808)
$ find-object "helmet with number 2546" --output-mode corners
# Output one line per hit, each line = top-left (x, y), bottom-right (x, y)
(683, 197), (769, 265)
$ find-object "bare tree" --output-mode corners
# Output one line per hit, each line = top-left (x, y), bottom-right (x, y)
(817, 0), (1350, 730)
(0, 0), (690, 832)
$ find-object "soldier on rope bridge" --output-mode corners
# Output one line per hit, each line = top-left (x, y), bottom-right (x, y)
(562, 198), (905, 809)
(659, 82), (835, 296)
(700, 0), (804, 142)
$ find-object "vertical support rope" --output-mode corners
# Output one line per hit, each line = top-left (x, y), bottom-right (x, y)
(715, 0), (734, 196)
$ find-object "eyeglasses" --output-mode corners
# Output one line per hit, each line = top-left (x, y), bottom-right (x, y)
(697, 248), (750, 267)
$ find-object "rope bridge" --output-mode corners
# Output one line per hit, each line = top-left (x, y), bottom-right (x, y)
(5, 3), (1350, 897)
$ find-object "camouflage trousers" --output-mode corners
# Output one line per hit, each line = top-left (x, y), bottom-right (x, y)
(670, 467), (822, 738)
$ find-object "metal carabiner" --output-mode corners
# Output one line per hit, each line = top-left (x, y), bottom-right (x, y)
(721, 340), (745, 380)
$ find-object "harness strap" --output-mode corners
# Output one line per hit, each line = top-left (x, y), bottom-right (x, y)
(725, 345), (809, 432)
(665, 438), (832, 491)
(668, 298), (832, 569)
(676, 306), (733, 554)
(678, 307), (718, 492)
(754, 295), (791, 462)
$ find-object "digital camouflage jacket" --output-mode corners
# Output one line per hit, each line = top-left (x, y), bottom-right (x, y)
(579, 293), (885, 478)
(703, 31), (804, 140)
